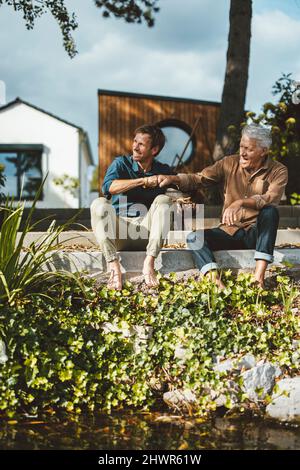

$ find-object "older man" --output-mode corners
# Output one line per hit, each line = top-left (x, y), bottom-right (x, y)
(158, 124), (288, 288)
(91, 124), (174, 290)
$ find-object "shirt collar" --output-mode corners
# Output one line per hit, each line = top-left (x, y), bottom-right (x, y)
(131, 156), (159, 173)
(132, 159), (140, 172)
(261, 156), (271, 170)
(242, 156), (271, 179)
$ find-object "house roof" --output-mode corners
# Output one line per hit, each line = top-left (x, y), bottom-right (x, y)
(0, 97), (83, 129)
(0, 97), (94, 164)
(98, 89), (221, 107)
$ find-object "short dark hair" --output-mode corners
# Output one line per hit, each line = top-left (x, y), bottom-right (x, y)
(134, 124), (165, 154)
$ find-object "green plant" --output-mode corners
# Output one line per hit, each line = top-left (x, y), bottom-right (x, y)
(0, 270), (299, 418)
(90, 166), (99, 193)
(0, 178), (83, 305)
(53, 174), (80, 198)
(278, 275), (299, 315)
(0, 163), (6, 203)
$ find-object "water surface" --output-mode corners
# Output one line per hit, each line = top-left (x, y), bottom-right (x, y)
(0, 412), (299, 450)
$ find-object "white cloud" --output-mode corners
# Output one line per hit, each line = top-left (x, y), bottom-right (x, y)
(1, 1), (300, 163)
(72, 32), (225, 98)
(247, 10), (300, 112)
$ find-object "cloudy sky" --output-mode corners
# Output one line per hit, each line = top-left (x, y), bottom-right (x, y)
(1, 0), (300, 164)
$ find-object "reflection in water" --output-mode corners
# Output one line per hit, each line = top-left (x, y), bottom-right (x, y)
(0, 412), (299, 450)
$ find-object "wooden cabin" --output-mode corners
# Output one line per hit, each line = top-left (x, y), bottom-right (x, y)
(98, 89), (220, 191)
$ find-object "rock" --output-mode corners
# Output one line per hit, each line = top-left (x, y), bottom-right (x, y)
(214, 380), (239, 408)
(275, 366), (282, 378)
(213, 354), (256, 374)
(131, 326), (153, 354)
(0, 340), (8, 364)
(100, 321), (131, 337)
(214, 359), (234, 373)
(291, 351), (300, 366)
(100, 322), (153, 354)
(174, 345), (188, 361)
(241, 363), (281, 402)
(236, 354), (256, 370)
(130, 325), (153, 340)
(163, 389), (197, 411)
(266, 377), (300, 423)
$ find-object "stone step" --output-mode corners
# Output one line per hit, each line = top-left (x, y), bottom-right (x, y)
(18, 229), (300, 248)
(44, 248), (300, 275)
(20, 205), (300, 218)
(16, 206), (300, 231)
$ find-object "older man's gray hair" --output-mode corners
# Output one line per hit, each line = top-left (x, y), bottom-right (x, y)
(242, 124), (272, 149)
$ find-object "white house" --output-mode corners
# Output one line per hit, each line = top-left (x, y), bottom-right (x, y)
(0, 98), (94, 208)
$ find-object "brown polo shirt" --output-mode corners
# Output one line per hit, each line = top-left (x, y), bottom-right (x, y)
(178, 154), (288, 235)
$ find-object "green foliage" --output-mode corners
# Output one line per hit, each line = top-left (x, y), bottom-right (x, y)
(0, 270), (299, 417)
(0, 0), (160, 57)
(0, 163), (6, 203)
(0, 0), (78, 57)
(53, 174), (80, 198)
(290, 192), (300, 206)
(0, 178), (83, 305)
(94, 0), (160, 27)
(90, 166), (99, 193)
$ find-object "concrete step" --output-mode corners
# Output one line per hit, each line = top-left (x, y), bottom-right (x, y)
(44, 248), (300, 275)
(16, 206), (300, 230)
(18, 229), (300, 248)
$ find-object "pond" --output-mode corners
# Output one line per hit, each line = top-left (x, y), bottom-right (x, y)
(0, 412), (299, 450)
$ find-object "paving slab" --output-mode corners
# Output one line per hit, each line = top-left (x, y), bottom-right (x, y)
(34, 248), (300, 274)
(18, 229), (300, 248)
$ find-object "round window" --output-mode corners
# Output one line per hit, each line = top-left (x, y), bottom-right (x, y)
(156, 120), (195, 168)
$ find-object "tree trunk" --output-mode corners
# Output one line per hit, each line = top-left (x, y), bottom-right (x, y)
(213, 0), (252, 161)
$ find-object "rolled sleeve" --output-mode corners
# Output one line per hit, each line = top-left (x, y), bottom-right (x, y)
(102, 158), (127, 197)
(177, 173), (199, 192)
(177, 158), (227, 192)
(250, 166), (288, 210)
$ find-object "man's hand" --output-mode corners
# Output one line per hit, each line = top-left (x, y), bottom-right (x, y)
(143, 175), (158, 188)
(158, 174), (179, 188)
(222, 200), (243, 226)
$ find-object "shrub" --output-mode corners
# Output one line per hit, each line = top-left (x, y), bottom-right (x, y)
(0, 163), (6, 204)
(0, 271), (299, 417)
(0, 179), (82, 305)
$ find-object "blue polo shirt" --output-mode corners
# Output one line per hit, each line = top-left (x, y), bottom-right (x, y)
(102, 155), (174, 216)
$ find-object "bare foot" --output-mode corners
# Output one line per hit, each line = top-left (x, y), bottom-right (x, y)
(107, 271), (122, 290)
(214, 278), (226, 290)
(205, 270), (226, 290)
(143, 255), (158, 287)
(254, 260), (268, 289)
(143, 270), (158, 287)
(253, 278), (265, 289)
(107, 261), (122, 290)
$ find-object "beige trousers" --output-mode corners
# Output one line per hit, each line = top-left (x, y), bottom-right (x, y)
(90, 194), (174, 263)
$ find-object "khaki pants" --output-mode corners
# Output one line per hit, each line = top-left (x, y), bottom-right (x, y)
(90, 195), (174, 263)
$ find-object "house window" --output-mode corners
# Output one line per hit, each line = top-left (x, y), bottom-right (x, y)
(0, 145), (43, 200)
(156, 119), (196, 168)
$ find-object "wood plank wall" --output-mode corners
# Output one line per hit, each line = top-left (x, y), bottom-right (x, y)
(98, 91), (220, 193)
